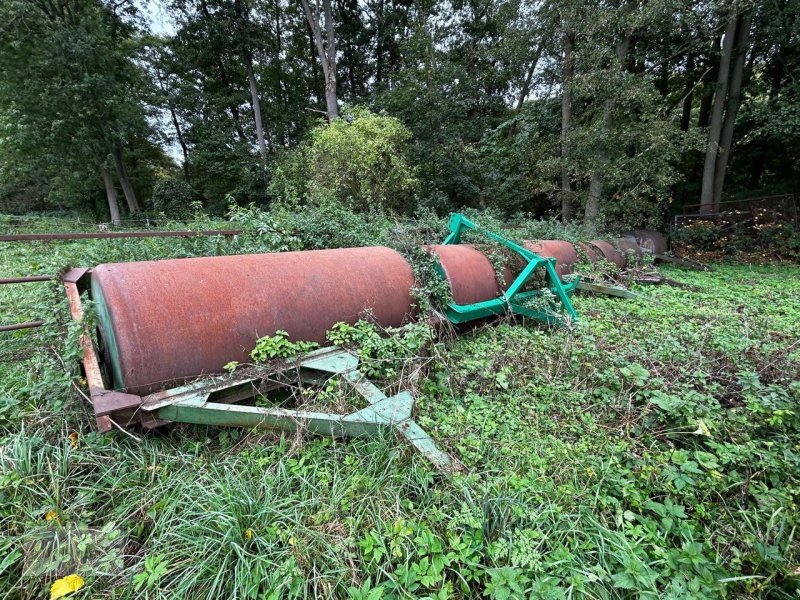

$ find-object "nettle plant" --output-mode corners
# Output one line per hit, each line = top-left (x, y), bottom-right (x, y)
(249, 330), (319, 362)
(326, 320), (434, 380)
(234, 322), (435, 384)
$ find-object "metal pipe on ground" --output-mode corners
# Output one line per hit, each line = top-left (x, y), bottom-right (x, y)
(623, 230), (668, 255)
(615, 238), (644, 265)
(0, 276), (54, 284)
(0, 230), (242, 242)
(92, 245), (515, 395)
(424, 244), (505, 303)
(0, 321), (45, 332)
(586, 240), (626, 269)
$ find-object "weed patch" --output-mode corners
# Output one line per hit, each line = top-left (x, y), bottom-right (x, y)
(1, 215), (798, 598)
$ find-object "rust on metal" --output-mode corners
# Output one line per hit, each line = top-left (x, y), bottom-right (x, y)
(0, 275), (54, 284)
(91, 246), (416, 395)
(616, 238), (644, 265)
(92, 391), (142, 417)
(585, 240), (626, 269)
(0, 320), (45, 332)
(63, 267), (90, 284)
(578, 241), (601, 264)
(625, 230), (667, 255)
(63, 271), (112, 432)
(424, 244), (502, 304)
(523, 240), (578, 279)
(0, 230), (242, 242)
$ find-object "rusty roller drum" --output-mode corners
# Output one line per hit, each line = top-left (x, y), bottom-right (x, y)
(424, 244), (504, 304)
(616, 237), (644, 265)
(523, 240), (577, 279)
(624, 230), (667, 255)
(582, 240), (626, 269)
(92, 247), (416, 395)
(578, 241), (602, 264)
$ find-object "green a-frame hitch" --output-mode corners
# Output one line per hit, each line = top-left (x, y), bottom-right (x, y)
(438, 214), (579, 326)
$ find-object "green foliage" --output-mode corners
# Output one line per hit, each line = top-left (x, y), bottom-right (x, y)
(1, 219), (799, 598)
(132, 554), (170, 592)
(1, 0), (798, 225)
(756, 223), (800, 259)
(227, 203), (302, 252)
(672, 220), (723, 251)
(250, 330), (319, 362)
(271, 200), (393, 250)
(151, 177), (197, 221)
(327, 320), (434, 379)
(674, 220), (800, 258)
(0, 0), (160, 216)
(270, 107), (418, 213)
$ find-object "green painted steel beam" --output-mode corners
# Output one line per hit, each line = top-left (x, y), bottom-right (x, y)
(576, 281), (640, 299)
(145, 347), (453, 472)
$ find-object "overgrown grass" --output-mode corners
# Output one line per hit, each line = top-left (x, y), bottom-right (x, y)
(1, 210), (798, 598)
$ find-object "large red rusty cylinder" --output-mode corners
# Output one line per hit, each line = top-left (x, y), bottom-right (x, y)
(424, 244), (503, 304)
(523, 240), (578, 279)
(91, 247), (416, 395)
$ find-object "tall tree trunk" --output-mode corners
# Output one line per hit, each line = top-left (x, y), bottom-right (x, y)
(516, 45), (543, 112)
(199, 0), (247, 142)
(306, 21), (322, 103)
(300, 0), (338, 120)
(153, 62), (190, 179)
(712, 11), (751, 210)
(507, 44), (543, 138)
(244, 54), (268, 161)
(234, 0), (268, 160)
(680, 55), (695, 132)
(375, 0), (385, 84)
(697, 55), (717, 128)
(561, 30), (574, 223)
(586, 37), (630, 223)
(699, 16), (737, 214)
(113, 145), (140, 213)
(697, 82), (713, 128)
(657, 59), (670, 97)
(169, 105), (190, 180)
(101, 167), (121, 226)
(321, 0), (338, 120)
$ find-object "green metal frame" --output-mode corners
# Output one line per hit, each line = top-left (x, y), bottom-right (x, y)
(438, 213), (579, 325)
(140, 346), (453, 471)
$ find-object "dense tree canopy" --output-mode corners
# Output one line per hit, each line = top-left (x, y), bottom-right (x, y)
(0, 0), (797, 227)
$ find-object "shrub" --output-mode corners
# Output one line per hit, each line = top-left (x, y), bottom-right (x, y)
(757, 223), (800, 258)
(151, 177), (197, 221)
(269, 106), (419, 213)
(672, 220), (722, 252)
(673, 219), (800, 259)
